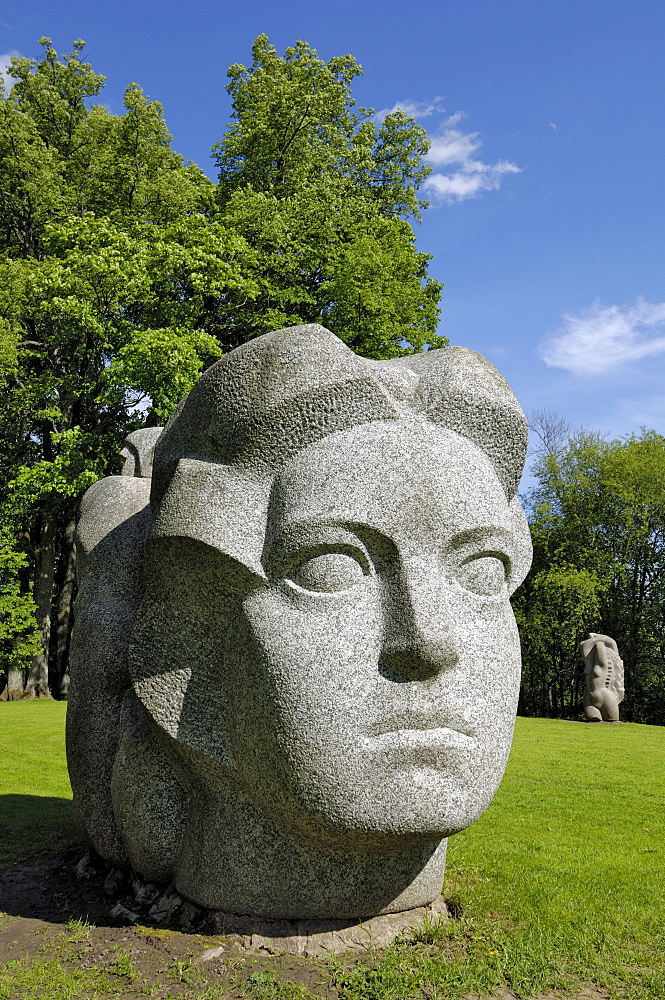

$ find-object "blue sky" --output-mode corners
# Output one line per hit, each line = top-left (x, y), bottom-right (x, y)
(2, 0), (664, 465)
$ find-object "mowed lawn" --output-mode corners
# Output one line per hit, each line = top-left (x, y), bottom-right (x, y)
(442, 719), (665, 997)
(0, 703), (664, 999)
(0, 700), (74, 867)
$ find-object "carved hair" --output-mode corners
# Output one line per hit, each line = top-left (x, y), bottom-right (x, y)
(152, 324), (527, 503)
(148, 326), (529, 580)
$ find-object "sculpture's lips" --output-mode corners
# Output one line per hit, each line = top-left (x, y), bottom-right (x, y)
(366, 726), (475, 753)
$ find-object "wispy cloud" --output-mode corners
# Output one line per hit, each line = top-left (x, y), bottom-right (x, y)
(375, 97), (445, 123)
(422, 113), (521, 203)
(0, 49), (21, 91)
(375, 100), (521, 203)
(540, 299), (665, 375)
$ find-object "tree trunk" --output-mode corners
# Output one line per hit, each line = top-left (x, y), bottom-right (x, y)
(4, 667), (26, 700)
(55, 513), (77, 699)
(24, 514), (57, 698)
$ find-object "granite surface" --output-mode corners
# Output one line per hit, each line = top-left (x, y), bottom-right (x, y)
(580, 632), (625, 722)
(68, 324), (532, 920)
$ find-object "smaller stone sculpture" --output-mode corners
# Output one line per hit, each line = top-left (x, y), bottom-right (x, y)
(580, 633), (624, 722)
(118, 428), (163, 478)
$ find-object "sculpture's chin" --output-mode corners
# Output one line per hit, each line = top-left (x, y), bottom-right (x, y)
(231, 763), (495, 854)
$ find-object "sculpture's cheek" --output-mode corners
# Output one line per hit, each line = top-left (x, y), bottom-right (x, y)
(224, 583), (386, 772)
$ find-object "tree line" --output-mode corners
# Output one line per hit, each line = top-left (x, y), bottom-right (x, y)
(514, 419), (665, 725)
(0, 35), (445, 698)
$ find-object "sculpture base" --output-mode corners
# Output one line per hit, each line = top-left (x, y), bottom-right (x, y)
(77, 851), (448, 954)
(201, 896), (449, 956)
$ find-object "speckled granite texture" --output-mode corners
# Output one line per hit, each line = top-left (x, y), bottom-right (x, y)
(67, 324), (532, 920)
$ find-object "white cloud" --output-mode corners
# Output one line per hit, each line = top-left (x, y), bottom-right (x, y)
(425, 120), (478, 166)
(422, 115), (521, 203)
(540, 299), (665, 375)
(0, 50), (21, 91)
(375, 97), (445, 123)
(374, 101), (521, 203)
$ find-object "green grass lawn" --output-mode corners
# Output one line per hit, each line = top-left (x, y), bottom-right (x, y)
(442, 719), (665, 998)
(0, 700), (74, 867)
(1, 705), (664, 999)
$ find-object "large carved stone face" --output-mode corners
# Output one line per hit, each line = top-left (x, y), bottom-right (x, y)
(225, 420), (522, 848)
(133, 418), (524, 853)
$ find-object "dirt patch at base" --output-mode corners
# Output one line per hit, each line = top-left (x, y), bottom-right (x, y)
(0, 849), (339, 997)
(0, 849), (610, 1000)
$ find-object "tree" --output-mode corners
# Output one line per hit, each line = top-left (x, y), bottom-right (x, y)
(0, 526), (41, 700)
(0, 209), (266, 696)
(0, 41), (254, 697)
(527, 408), (574, 461)
(212, 35), (444, 356)
(0, 38), (212, 257)
(518, 429), (665, 723)
(0, 35), (447, 698)
(514, 565), (603, 717)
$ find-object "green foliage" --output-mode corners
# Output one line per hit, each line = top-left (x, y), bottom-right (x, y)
(213, 35), (444, 355)
(0, 211), (243, 577)
(0, 38), (212, 257)
(215, 35), (430, 216)
(0, 39), (223, 691)
(0, 529), (41, 669)
(514, 564), (604, 717)
(7, 430), (100, 515)
(519, 428), (665, 722)
(2, 212), (255, 441)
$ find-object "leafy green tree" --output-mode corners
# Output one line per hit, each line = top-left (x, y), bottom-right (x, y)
(0, 38), (212, 257)
(520, 429), (665, 723)
(0, 40), (251, 697)
(0, 35), (446, 698)
(0, 527), (41, 700)
(514, 565), (603, 717)
(0, 210), (261, 696)
(212, 35), (444, 356)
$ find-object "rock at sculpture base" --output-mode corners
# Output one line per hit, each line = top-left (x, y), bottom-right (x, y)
(77, 847), (447, 955)
(580, 633), (625, 722)
(67, 324), (533, 922)
(203, 896), (449, 956)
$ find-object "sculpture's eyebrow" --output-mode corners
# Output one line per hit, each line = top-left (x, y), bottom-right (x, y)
(262, 520), (373, 572)
(444, 525), (515, 557)
(267, 519), (369, 541)
(267, 518), (514, 552)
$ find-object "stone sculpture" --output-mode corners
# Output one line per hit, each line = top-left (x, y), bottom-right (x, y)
(118, 427), (163, 478)
(67, 324), (533, 925)
(580, 632), (624, 722)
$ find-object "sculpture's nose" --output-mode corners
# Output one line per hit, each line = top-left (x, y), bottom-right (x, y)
(379, 555), (459, 682)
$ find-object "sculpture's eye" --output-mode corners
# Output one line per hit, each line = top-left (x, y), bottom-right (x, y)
(457, 555), (507, 596)
(287, 550), (367, 593)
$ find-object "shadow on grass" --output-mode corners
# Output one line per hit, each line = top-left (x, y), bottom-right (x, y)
(0, 794), (107, 925)
(0, 793), (76, 864)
